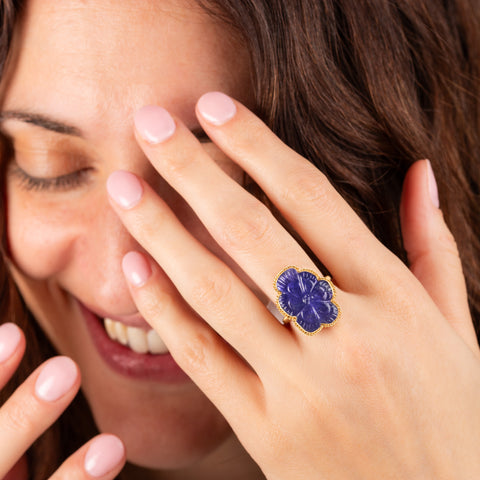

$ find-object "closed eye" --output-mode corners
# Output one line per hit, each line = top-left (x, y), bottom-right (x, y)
(9, 163), (93, 192)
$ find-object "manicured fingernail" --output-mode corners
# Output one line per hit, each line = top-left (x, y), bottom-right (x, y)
(134, 105), (176, 144)
(197, 92), (236, 126)
(35, 356), (78, 402)
(0, 323), (21, 363)
(84, 435), (125, 478)
(122, 251), (152, 287)
(107, 171), (143, 209)
(426, 160), (439, 208)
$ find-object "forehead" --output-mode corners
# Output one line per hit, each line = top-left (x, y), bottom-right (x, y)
(1, 0), (250, 129)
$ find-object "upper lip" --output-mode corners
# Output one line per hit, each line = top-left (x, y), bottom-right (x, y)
(80, 302), (152, 330)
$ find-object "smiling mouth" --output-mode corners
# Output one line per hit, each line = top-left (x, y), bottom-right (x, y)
(79, 301), (189, 383)
(103, 318), (169, 355)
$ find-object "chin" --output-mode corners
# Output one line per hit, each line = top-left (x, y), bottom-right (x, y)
(74, 309), (234, 470)
(93, 395), (232, 469)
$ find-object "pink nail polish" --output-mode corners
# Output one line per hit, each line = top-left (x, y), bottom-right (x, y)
(35, 356), (78, 402)
(122, 251), (152, 287)
(197, 92), (236, 126)
(134, 105), (176, 144)
(84, 435), (125, 478)
(0, 323), (21, 363)
(107, 171), (143, 209)
(426, 160), (440, 208)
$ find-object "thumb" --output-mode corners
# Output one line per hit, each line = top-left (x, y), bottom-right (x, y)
(400, 159), (479, 354)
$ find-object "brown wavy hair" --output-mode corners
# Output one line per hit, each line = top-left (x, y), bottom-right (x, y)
(1, 0), (479, 478)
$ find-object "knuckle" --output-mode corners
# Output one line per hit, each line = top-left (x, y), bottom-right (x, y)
(367, 257), (416, 300)
(189, 267), (233, 314)
(139, 286), (175, 321)
(278, 166), (330, 210)
(179, 330), (215, 376)
(218, 202), (273, 252)
(129, 203), (170, 239)
(161, 148), (201, 182)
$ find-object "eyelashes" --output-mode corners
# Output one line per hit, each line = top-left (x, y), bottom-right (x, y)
(10, 163), (93, 192)
(7, 129), (212, 193)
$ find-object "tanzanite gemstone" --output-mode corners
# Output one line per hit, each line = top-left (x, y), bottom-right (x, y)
(274, 267), (339, 334)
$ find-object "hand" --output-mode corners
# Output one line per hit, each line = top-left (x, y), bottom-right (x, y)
(0, 324), (125, 480)
(108, 92), (480, 479)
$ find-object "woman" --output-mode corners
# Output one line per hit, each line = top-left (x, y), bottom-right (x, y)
(0, 0), (479, 479)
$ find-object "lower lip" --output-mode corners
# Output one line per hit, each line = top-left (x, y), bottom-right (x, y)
(80, 302), (190, 383)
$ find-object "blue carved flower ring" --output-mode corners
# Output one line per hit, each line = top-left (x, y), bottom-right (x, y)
(274, 267), (340, 335)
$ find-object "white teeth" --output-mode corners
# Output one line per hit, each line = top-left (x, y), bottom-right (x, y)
(147, 329), (169, 354)
(127, 326), (149, 354)
(104, 318), (117, 339)
(114, 322), (128, 345)
(103, 318), (168, 355)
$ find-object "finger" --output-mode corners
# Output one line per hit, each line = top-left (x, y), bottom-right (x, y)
(0, 356), (80, 478)
(121, 252), (265, 430)
(0, 323), (25, 390)
(50, 434), (125, 480)
(132, 105), (322, 303)
(400, 159), (479, 354)
(107, 171), (293, 368)
(194, 92), (400, 292)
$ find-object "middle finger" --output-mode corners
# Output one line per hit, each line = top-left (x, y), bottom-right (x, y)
(132, 106), (330, 308)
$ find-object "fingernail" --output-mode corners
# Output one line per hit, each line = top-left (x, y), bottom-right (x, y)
(107, 171), (143, 209)
(134, 105), (176, 144)
(35, 356), (78, 402)
(122, 251), (152, 287)
(0, 323), (21, 363)
(197, 92), (236, 126)
(84, 435), (125, 478)
(426, 160), (440, 208)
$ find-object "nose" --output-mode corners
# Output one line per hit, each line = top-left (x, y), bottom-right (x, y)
(64, 145), (179, 316)
(74, 139), (167, 316)
(83, 197), (145, 315)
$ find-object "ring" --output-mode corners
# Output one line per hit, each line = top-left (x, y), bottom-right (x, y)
(273, 266), (340, 335)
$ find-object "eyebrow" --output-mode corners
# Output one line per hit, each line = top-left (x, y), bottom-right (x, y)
(0, 110), (83, 137)
(0, 109), (209, 142)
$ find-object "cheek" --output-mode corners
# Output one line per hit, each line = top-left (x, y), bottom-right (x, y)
(6, 149), (244, 281)
(6, 187), (88, 279)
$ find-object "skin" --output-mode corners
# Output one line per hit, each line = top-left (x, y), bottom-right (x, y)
(111, 101), (480, 478)
(0, 0), (263, 478)
(1, 0), (480, 479)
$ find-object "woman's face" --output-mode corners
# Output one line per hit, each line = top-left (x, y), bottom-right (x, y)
(0, 0), (254, 471)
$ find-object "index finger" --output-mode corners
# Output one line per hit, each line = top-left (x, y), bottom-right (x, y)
(196, 92), (401, 292)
